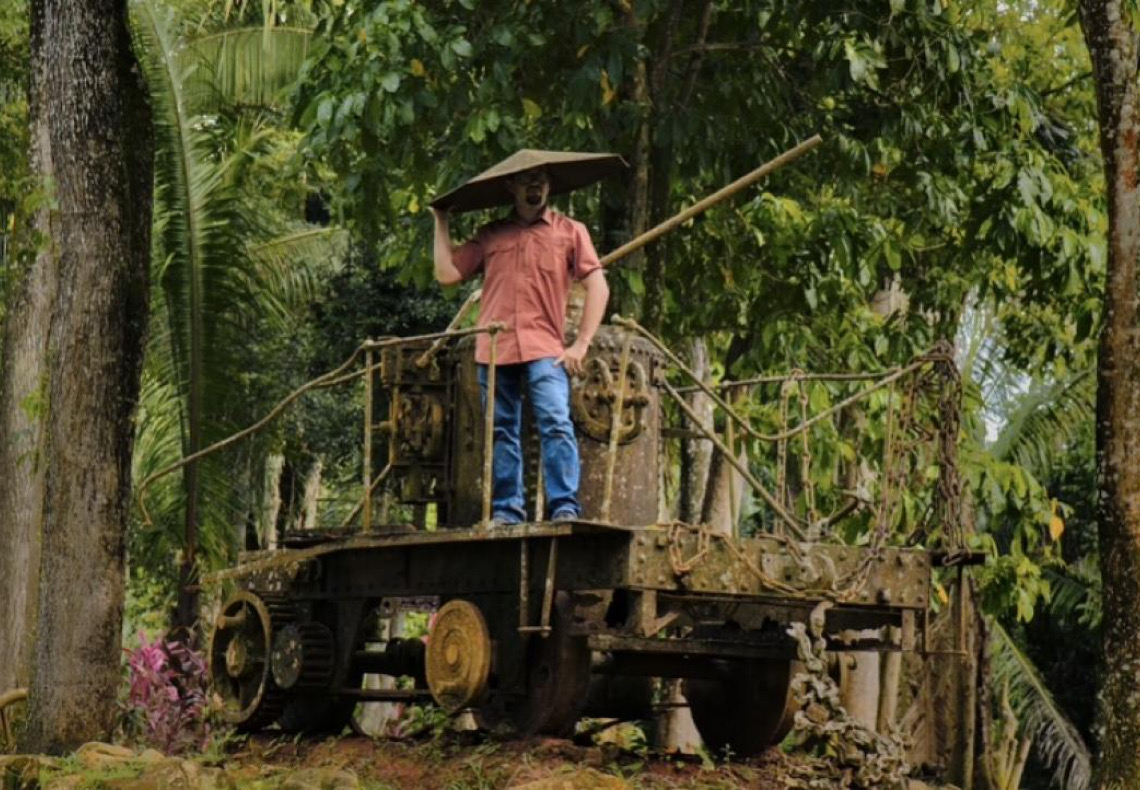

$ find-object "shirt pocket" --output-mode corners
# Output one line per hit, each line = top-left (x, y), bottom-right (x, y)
(533, 236), (572, 275)
(484, 237), (518, 271)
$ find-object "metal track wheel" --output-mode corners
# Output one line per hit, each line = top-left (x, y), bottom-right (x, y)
(209, 591), (293, 730)
(272, 622), (335, 691)
(507, 591), (591, 736)
(684, 658), (799, 758)
(426, 599), (493, 712)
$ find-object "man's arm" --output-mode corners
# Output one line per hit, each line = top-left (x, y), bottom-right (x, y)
(432, 207), (464, 286)
(557, 270), (609, 376)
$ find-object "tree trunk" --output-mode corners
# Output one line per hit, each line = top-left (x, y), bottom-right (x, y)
(297, 457), (323, 531)
(699, 387), (748, 532)
(16, 0), (152, 753)
(1077, 3), (1140, 787)
(0, 102), (55, 695)
(679, 338), (713, 522)
(262, 453), (284, 548)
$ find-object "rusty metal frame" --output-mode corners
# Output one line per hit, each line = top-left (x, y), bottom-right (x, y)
(661, 379), (806, 539)
(481, 331), (498, 528)
(518, 537), (559, 637)
(363, 348), (374, 531)
(600, 333), (634, 522)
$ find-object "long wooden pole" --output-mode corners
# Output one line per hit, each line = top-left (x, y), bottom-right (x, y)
(599, 134), (823, 268)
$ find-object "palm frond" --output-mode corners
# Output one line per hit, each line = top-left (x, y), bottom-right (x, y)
(990, 619), (1092, 790)
(247, 226), (348, 327)
(134, 0), (313, 572)
(1043, 560), (1101, 627)
(178, 26), (313, 112)
(989, 370), (1094, 477)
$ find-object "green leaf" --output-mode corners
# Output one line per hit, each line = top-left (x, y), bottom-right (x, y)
(451, 38), (472, 58)
(381, 71), (401, 93)
(522, 97), (542, 120)
(627, 269), (645, 296)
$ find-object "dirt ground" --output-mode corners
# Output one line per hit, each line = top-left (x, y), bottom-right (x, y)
(231, 733), (792, 790)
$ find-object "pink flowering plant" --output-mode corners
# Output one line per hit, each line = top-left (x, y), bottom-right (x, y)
(122, 632), (212, 754)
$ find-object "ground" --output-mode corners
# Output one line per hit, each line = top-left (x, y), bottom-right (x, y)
(2, 734), (791, 790)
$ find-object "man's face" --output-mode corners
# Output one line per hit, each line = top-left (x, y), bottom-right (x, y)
(506, 167), (550, 209)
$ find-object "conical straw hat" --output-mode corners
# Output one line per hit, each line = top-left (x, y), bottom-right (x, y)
(431, 149), (627, 213)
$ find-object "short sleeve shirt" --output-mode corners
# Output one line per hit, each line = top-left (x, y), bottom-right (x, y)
(452, 208), (602, 365)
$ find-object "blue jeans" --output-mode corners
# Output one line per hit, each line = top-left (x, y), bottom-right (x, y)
(477, 358), (580, 523)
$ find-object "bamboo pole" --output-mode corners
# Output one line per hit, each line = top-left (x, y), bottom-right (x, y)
(598, 134), (823, 269)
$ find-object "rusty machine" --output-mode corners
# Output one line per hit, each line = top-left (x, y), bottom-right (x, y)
(197, 136), (969, 755)
(202, 308), (964, 756)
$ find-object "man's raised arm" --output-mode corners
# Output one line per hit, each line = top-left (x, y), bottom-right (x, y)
(432, 207), (464, 286)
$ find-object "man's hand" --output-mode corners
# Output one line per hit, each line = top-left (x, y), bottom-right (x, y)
(556, 340), (590, 377)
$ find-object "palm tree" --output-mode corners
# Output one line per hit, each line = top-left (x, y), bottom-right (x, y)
(132, 0), (344, 628)
(960, 300), (1097, 790)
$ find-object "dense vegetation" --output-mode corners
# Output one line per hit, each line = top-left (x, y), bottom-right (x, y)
(0, 0), (1128, 788)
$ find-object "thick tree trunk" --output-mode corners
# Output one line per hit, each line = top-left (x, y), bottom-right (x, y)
(1077, 3), (1140, 787)
(16, 0), (152, 753)
(0, 112), (55, 695)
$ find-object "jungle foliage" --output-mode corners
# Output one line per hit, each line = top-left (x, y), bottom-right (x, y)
(0, 0), (1110, 785)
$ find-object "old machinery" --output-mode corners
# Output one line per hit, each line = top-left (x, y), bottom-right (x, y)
(203, 321), (961, 756)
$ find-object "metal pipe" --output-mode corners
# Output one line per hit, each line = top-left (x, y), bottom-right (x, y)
(675, 369), (898, 393)
(361, 322), (505, 351)
(616, 314), (932, 444)
(138, 321), (507, 525)
(363, 349), (374, 532)
(661, 379), (805, 539)
(339, 463), (394, 529)
(481, 331), (499, 528)
(540, 538), (559, 637)
(414, 288), (483, 369)
(519, 539), (530, 631)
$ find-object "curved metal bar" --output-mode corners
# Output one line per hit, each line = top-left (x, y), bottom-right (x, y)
(0, 687), (28, 750)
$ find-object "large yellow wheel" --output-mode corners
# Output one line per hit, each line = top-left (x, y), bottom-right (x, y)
(426, 599), (493, 712)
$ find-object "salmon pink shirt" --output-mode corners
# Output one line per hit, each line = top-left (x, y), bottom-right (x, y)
(453, 208), (602, 365)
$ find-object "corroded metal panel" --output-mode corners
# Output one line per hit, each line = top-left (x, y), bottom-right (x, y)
(622, 528), (931, 607)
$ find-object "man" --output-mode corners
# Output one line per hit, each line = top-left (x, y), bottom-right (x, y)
(431, 166), (610, 525)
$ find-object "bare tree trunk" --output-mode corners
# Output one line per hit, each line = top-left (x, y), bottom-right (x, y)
(1077, 4), (1140, 787)
(299, 458), (323, 531)
(0, 110), (54, 695)
(17, 0), (152, 753)
(679, 338), (713, 522)
(262, 453), (284, 549)
(699, 387), (748, 532)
